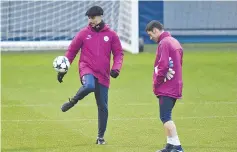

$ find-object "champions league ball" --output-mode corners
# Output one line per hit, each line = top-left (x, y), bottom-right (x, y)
(53, 56), (70, 73)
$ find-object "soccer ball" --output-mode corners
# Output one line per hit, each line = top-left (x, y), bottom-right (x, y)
(53, 56), (70, 73)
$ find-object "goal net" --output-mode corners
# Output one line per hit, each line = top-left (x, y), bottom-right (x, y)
(1, 0), (139, 53)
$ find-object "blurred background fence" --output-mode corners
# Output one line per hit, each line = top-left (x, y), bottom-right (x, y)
(139, 1), (237, 44)
(1, 1), (237, 51)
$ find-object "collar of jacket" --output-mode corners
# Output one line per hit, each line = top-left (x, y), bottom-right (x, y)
(92, 20), (105, 32)
(157, 31), (171, 43)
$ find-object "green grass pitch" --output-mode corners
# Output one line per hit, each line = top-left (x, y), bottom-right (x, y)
(1, 44), (237, 152)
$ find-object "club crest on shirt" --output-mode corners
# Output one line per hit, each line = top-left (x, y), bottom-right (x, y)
(104, 36), (109, 42)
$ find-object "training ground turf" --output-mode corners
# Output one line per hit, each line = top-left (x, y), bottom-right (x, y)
(2, 43), (237, 152)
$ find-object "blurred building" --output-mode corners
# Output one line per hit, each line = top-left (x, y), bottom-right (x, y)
(139, 1), (237, 44)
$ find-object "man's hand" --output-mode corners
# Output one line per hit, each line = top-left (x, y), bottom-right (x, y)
(164, 57), (175, 82)
(110, 69), (119, 78)
(164, 68), (175, 82)
(57, 72), (67, 83)
(154, 57), (175, 82)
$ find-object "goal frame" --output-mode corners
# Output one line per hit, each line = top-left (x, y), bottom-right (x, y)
(1, 0), (139, 54)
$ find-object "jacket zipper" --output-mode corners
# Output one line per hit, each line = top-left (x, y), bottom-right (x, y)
(96, 33), (100, 56)
(96, 33), (100, 72)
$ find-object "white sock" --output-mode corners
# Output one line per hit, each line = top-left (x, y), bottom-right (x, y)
(167, 135), (181, 146)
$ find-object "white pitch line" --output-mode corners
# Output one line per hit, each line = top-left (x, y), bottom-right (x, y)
(1, 115), (237, 122)
(1, 101), (237, 107)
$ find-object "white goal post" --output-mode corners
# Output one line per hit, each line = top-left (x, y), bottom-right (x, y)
(1, 0), (139, 54)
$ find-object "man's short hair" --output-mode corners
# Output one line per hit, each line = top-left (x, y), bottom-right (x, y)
(145, 20), (164, 32)
(85, 6), (104, 17)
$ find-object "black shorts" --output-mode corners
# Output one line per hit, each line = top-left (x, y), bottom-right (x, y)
(158, 96), (177, 123)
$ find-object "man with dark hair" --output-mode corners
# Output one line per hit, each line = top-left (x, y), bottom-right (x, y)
(146, 20), (184, 152)
(57, 5), (124, 145)
(145, 20), (164, 31)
